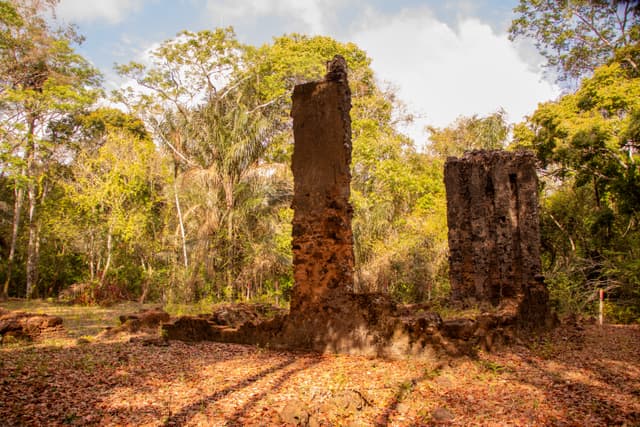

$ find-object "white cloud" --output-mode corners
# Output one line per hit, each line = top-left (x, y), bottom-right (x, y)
(350, 7), (560, 145)
(56, 0), (145, 24)
(69, 1), (560, 149)
(205, 0), (344, 34)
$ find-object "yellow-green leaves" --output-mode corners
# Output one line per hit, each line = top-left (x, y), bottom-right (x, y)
(509, 0), (639, 80)
(515, 61), (640, 180)
(426, 110), (510, 159)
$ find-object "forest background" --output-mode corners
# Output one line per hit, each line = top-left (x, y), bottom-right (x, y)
(1, 0), (639, 323)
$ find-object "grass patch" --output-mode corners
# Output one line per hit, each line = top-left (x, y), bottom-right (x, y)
(479, 360), (510, 374)
(163, 301), (217, 317)
(0, 299), (155, 340)
(433, 304), (482, 320)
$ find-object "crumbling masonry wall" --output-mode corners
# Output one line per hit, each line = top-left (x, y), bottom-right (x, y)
(289, 56), (355, 313)
(445, 150), (547, 316)
(162, 61), (553, 355)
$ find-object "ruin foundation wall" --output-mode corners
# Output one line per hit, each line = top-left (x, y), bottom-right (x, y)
(162, 60), (554, 357)
(289, 62), (355, 313)
(445, 150), (550, 326)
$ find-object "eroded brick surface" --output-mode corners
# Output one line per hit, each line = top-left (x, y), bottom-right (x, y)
(289, 56), (355, 313)
(164, 63), (553, 355)
(445, 150), (549, 325)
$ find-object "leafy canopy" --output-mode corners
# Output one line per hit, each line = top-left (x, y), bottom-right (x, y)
(426, 110), (510, 159)
(513, 61), (640, 213)
(509, 0), (640, 81)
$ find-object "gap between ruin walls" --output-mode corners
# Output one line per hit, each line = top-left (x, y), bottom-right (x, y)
(162, 56), (555, 358)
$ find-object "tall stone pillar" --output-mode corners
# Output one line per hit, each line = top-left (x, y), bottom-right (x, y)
(444, 150), (546, 312)
(289, 56), (355, 313)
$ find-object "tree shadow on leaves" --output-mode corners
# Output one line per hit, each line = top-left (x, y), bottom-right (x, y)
(373, 367), (438, 427)
(223, 355), (323, 426)
(162, 356), (297, 426)
(516, 353), (640, 425)
(0, 340), (283, 426)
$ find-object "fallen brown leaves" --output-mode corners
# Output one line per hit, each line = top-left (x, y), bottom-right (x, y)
(1, 322), (639, 426)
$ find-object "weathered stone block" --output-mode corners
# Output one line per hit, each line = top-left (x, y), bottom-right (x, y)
(444, 150), (549, 325)
(289, 55), (355, 313)
(161, 61), (551, 357)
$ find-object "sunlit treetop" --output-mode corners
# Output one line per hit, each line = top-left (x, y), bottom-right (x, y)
(509, 0), (640, 82)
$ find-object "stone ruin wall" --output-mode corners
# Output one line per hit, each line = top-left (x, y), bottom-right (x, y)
(289, 56), (355, 313)
(445, 150), (548, 322)
(162, 59), (552, 355)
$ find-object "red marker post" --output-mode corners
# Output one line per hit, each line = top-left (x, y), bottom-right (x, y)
(598, 289), (604, 326)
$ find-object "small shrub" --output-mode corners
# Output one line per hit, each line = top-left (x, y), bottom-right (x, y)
(603, 301), (640, 324)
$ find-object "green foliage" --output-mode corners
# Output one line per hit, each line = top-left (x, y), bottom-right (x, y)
(0, 0), (102, 298)
(77, 108), (149, 143)
(509, 0), (640, 80)
(511, 0), (640, 320)
(352, 143), (449, 301)
(111, 30), (451, 304)
(48, 127), (169, 301)
(247, 34), (380, 162)
(115, 29), (294, 303)
(251, 33), (374, 104)
(514, 57), (640, 321)
(426, 109), (510, 158)
(546, 271), (589, 316)
(514, 62), (640, 213)
(604, 301), (640, 324)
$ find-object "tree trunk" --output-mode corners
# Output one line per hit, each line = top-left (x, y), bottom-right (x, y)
(89, 232), (95, 281)
(33, 219), (42, 296)
(139, 284), (149, 305)
(2, 183), (24, 300)
(174, 180), (188, 267)
(25, 180), (38, 299)
(25, 115), (38, 299)
(100, 225), (113, 286)
(225, 179), (235, 299)
(26, 180), (49, 298)
(139, 256), (150, 305)
(227, 209), (234, 299)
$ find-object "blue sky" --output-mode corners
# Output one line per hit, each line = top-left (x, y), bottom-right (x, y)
(55, 0), (560, 144)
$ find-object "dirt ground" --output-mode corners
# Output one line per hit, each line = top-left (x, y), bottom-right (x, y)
(0, 301), (639, 426)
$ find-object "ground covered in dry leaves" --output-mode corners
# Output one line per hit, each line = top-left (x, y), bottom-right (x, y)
(1, 303), (639, 426)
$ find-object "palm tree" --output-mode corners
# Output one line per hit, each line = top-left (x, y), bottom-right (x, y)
(176, 91), (291, 300)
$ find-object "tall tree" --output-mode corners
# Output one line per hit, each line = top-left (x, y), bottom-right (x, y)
(512, 59), (640, 318)
(513, 62), (640, 213)
(178, 92), (287, 299)
(509, 0), (640, 81)
(426, 110), (510, 159)
(116, 29), (290, 301)
(62, 128), (167, 299)
(250, 34), (448, 300)
(0, 0), (101, 298)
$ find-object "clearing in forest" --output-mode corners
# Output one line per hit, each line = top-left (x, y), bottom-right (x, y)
(0, 301), (639, 426)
